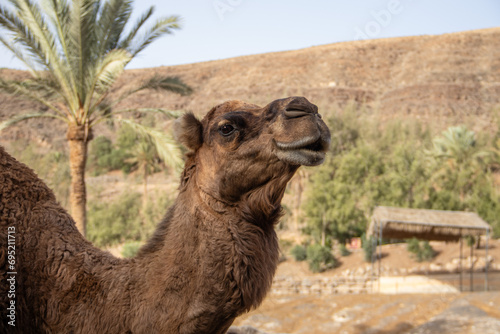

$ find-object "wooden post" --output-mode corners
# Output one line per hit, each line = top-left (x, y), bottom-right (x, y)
(378, 220), (383, 293)
(470, 240), (473, 292)
(459, 237), (463, 292)
(485, 229), (489, 291)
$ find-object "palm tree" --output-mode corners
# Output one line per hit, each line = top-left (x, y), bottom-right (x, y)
(121, 120), (181, 206)
(429, 126), (480, 166)
(426, 125), (490, 202)
(0, 0), (192, 236)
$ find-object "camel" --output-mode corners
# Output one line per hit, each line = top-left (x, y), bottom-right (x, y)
(0, 96), (330, 333)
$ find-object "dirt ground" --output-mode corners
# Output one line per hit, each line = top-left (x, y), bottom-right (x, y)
(233, 291), (500, 334)
(232, 239), (500, 333)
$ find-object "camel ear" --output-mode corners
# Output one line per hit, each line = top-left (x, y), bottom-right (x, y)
(174, 113), (203, 151)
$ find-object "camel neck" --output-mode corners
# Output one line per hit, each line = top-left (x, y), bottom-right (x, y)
(129, 178), (280, 332)
(193, 177), (236, 219)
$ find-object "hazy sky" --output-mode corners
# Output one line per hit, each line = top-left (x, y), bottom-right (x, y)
(0, 0), (499, 69)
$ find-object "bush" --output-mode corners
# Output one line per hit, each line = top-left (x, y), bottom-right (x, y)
(88, 136), (131, 175)
(87, 192), (142, 247)
(406, 238), (436, 262)
(420, 241), (436, 261)
(361, 234), (375, 262)
(290, 245), (307, 261)
(339, 243), (351, 256)
(141, 191), (174, 239)
(406, 237), (420, 254)
(306, 244), (337, 273)
(122, 241), (143, 258)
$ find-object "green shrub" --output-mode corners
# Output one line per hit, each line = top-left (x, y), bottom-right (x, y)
(420, 241), (436, 261)
(121, 241), (143, 258)
(306, 244), (337, 273)
(87, 189), (174, 248)
(406, 237), (420, 254)
(290, 245), (307, 261)
(361, 234), (375, 262)
(87, 192), (142, 247)
(88, 136), (131, 175)
(339, 243), (351, 256)
(406, 238), (436, 262)
(141, 191), (174, 239)
(466, 236), (476, 247)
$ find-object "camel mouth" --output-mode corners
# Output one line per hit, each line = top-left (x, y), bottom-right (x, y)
(274, 135), (330, 166)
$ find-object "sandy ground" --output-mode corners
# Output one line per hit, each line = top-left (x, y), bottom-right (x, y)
(232, 239), (500, 333)
(233, 292), (500, 334)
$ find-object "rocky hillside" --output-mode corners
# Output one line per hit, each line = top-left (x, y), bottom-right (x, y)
(1, 27), (500, 146)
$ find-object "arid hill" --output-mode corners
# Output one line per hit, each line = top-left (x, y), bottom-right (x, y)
(1, 27), (499, 146)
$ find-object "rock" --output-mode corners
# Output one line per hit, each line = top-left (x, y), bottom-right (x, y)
(410, 299), (500, 334)
(355, 266), (366, 276)
(445, 262), (459, 272)
(227, 326), (268, 334)
(332, 309), (356, 323)
(237, 315), (283, 333)
(429, 263), (443, 272)
(311, 283), (322, 295)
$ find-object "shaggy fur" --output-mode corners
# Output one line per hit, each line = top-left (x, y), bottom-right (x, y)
(0, 96), (330, 333)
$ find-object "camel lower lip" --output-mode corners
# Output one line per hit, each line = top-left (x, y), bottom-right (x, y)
(274, 134), (330, 166)
(275, 148), (326, 166)
(274, 136), (321, 151)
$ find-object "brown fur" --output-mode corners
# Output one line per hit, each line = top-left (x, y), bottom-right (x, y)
(0, 96), (330, 333)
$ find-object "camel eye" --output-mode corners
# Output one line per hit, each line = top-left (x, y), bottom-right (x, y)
(219, 124), (235, 136)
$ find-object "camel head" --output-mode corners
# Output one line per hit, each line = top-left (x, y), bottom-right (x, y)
(175, 96), (330, 214)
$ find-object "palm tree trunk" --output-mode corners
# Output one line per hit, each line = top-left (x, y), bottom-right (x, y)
(67, 125), (89, 236)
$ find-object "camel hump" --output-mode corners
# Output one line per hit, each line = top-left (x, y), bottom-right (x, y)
(0, 146), (56, 216)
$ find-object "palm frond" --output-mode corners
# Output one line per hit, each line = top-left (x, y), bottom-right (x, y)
(0, 3), (48, 71)
(0, 34), (38, 75)
(141, 75), (193, 96)
(90, 75), (191, 122)
(129, 108), (183, 119)
(0, 112), (67, 132)
(96, 0), (131, 56)
(45, 0), (73, 76)
(117, 5), (153, 50)
(117, 119), (183, 170)
(13, 0), (72, 85)
(127, 15), (181, 57)
(0, 78), (68, 119)
(67, 0), (98, 100)
(84, 48), (131, 117)
(94, 49), (131, 92)
(3, 0), (80, 111)
(92, 107), (181, 128)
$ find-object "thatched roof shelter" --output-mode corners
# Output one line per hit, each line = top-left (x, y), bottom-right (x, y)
(367, 206), (491, 241)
